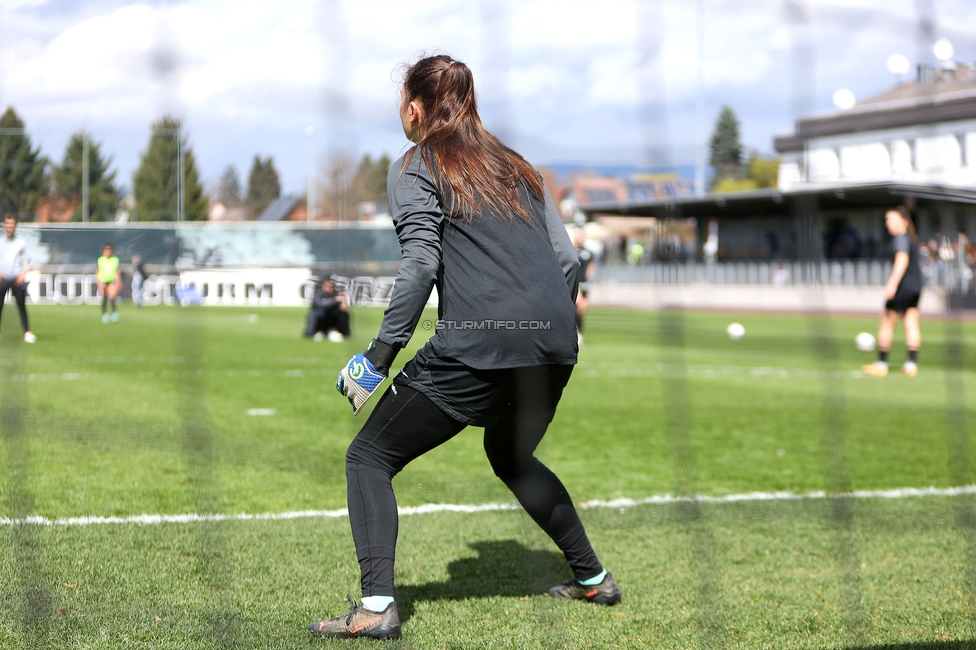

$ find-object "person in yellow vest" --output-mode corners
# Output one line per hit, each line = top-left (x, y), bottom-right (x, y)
(97, 243), (121, 323)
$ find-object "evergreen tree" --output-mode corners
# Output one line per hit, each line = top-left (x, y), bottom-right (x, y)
(183, 156), (207, 221)
(245, 155), (280, 219)
(708, 105), (744, 188)
(53, 132), (122, 222)
(132, 116), (208, 221)
(0, 107), (47, 218)
(217, 164), (242, 207)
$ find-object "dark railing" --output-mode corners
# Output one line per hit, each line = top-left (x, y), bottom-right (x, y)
(592, 259), (954, 288)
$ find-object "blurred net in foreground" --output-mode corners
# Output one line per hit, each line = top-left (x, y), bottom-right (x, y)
(0, 0), (976, 650)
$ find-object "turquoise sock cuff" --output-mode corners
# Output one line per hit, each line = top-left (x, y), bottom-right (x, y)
(579, 570), (607, 586)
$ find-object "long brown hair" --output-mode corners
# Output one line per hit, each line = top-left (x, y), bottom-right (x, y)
(400, 54), (543, 222)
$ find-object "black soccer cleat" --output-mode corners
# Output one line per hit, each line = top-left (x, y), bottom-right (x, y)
(549, 572), (621, 605)
(307, 595), (401, 640)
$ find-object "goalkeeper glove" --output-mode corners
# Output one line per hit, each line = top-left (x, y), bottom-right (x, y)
(336, 339), (398, 415)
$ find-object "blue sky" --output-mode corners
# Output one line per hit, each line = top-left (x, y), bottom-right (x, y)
(1, 0), (975, 197)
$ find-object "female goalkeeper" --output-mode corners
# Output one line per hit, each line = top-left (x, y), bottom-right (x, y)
(308, 54), (619, 642)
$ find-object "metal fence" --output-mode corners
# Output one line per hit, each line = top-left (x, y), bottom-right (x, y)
(593, 260), (949, 288)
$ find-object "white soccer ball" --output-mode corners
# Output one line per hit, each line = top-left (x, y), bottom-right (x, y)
(855, 332), (876, 352)
(726, 322), (745, 340)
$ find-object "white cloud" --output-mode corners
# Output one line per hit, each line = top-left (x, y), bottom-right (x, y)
(0, 0), (48, 9)
(587, 53), (638, 108)
(7, 4), (153, 102)
(511, 0), (637, 50)
(510, 62), (573, 102)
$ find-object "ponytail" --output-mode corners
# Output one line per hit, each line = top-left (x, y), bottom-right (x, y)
(427, 61), (475, 142)
(894, 205), (919, 243)
(399, 54), (543, 223)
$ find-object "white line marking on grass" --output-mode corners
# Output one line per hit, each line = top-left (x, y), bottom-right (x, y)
(577, 485), (976, 508)
(2, 486), (974, 527)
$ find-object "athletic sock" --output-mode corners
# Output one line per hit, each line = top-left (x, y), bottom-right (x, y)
(907, 349), (918, 364)
(102, 296), (108, 315)
(361, 596), (394, 612)
(579, 570), (607, 586)
(878, 350), (889, 365)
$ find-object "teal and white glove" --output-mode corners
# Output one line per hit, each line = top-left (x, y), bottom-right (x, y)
(336, 339), (399, 415)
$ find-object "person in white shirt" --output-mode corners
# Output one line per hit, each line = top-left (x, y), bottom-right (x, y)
(0, 214), (37, 343)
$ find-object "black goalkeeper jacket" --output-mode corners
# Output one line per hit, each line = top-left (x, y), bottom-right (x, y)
(376, 149), (579, 370)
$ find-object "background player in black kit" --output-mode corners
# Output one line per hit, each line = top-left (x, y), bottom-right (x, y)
(862, 206), (923, 377)
(572, 227), (595, 344)
(303, 278), (350, 341)
(0, 213), (37, 343)
(307, 54), (619, 642)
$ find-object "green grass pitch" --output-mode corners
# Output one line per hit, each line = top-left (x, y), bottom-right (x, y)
(1, 303), (974, 649)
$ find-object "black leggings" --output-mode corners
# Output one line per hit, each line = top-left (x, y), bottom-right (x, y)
(0, 279), (30, 333)
(345, 366), (603, 597)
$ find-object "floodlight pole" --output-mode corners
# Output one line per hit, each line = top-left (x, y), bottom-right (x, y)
(82, 129), (90, 223)
(306, 126), (316, 222)
(177, 123), (184, 224)
(694, 0), (706, 197)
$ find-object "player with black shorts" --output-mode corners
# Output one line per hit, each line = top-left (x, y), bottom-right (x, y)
(862, 206), (922, 377)
(306, 54), (618, 642)
(572, 227), (595, 344)
(303, 278), (350, 341)
(0, 213), (37, 343)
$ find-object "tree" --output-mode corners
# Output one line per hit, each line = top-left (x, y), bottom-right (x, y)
(708, 105), (744, 188)
(351, 153), (391, 207)
(745, 152), (779, 189)
(132, 115), (208, 221)
(712, 151), (780, 193)
(245, 156), (280, 219)
(216, 164), (243, 207)
(0, 107), (47, 218)
(52, 132), (122, 221)
(320, 149), (356, 220)
(320, 151), (390, 220)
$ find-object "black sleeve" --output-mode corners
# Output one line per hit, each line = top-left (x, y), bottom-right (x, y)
(892, 233), (911, 255)
(543, 189), (580, 301)
(375, 152), (445, 351)
(319, 296), (339, 311)
(310, 286), (324, 308)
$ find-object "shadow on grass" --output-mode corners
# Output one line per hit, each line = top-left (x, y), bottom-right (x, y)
(395, 539), (567, 623)
(847, 640), (976, 650)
